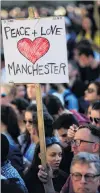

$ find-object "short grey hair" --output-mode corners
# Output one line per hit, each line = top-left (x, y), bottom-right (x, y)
(70, 152), (100, 174)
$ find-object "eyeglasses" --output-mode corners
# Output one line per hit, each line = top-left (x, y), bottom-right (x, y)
(23, 120), (33, 124)
(1, 93), (7, 98)
(71, 172), (100, 182)
(87, 88), (95, 93)
(71, 139), (94, 147)
(90, 116), (100, 124)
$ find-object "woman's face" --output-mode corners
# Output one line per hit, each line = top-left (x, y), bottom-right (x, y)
(46, 144), (62, 171)
(84, 83), (99, 102)
(24, 111), (34, 134)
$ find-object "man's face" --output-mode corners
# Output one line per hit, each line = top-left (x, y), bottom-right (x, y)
(71, 128), (94, 155)
(27, 84), (36, 100)
(90, 109), (100, 129)
(71, 162), (100, 193)
(54, 128), (68, 148)
(78, 55), (89, 67)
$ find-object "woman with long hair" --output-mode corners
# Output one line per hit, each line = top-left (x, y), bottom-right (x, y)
(24, 136), (68, 193)
(19, 104), (54, 172)
(1, 105), (24, 174)
(77, 15), (100, 51)
(1, 105), (20, 144)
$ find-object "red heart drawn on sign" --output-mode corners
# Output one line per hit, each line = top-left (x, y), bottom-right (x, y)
(17, 37), (50, 64)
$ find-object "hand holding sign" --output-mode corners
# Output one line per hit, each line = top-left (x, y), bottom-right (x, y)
(17, 37), (50, 64)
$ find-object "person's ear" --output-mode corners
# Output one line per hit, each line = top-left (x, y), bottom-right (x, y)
(92, 143), (99, 153)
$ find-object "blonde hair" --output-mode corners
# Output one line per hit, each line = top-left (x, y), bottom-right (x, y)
(1, 84), (17, 97)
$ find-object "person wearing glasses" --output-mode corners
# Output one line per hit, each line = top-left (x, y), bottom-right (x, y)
(24, 136), (68, 193)
(67, 124), (100, 156)
(90, 100), (100, 129)
(61, 152), (100, 193)
(19, 104), (54, 172)
(38, 152), (100, 193)
(84, 82), (100, 103)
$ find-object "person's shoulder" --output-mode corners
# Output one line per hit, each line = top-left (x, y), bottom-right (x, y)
(1, 178), (24, 193)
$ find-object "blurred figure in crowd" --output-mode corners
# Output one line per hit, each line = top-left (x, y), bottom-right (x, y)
(1, 105), (24, 174)
(49, 84), (79, 111)
(26, 84), (36, 104)
(77, 15), (100, 50)
(1, 84), (16, 105)
(68, 60), (80, 87)
(26, 84), (46, 104)
(11, 98), (29, 133)
(89, 100), (100, 129)
(84, 81), (100, 103)
(1, 134), (28, 193)
(15, 85), (26, 99)
(43, 94), (71, 120)
(85, 102), (93, 118)
(77, 47), (100, 84)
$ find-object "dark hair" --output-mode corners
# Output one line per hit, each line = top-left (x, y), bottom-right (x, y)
(1, 178), (25, 193)
(1, 105), (20, 143)
(43, 94), (64, 116)
(78, 47), (94, 58)
(53, 113), (79, 130)
(30, 136), (62, 171)
(75, 39), (92, 49)
(26, 103), (47, 113)
(78, 124), (100, 138)
(1, 134), (9, 163)
(90, 82), (100, 96)
(32, 111), (54, 137)
(49, 84), (59, 91)
(91, 100), (100, 111)
(81, 15), (97, 40)
(23, 104), (54, 154)
(25, 103), (54, 137)
(11, 98), (29, 113)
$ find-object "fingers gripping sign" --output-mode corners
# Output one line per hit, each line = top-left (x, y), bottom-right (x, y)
(67, 124), (78, 140)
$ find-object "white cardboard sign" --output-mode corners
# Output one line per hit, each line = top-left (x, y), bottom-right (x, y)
(2, 17), (69, 83)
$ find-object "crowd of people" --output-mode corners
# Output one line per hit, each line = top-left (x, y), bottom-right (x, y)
(1, 81), (100, 193)
(1, 1), (100, 193)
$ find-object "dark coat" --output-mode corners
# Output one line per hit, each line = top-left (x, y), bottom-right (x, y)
(24, 168), (68, 193)
(8, 143), (24, 175)
(1, 178), (25, 193)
